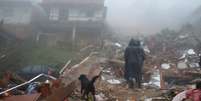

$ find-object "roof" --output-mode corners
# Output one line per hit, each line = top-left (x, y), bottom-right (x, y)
(4, 93), (41, 101)
(42, 0), (104, 5)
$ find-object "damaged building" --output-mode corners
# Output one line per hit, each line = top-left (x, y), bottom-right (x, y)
(33, 0), (107, 47)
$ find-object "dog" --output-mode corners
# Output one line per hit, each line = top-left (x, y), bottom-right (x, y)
(78, 74), (99, 101)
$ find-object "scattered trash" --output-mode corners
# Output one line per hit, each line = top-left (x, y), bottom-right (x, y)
(144, 46), (151, 53)
(26, 82), (40, 94)
(189, 63), (199, 68)
(102, 68), (111, 73)
(148, 69), (161, 88)
(144, 98), (152, 101)
(107, 79), (121, 84)
(187, 49), (196, 55)
(177, 62), (188, 69)
(95, 93), (107, 101)
(179, 53), (186, 59)
(144, 97), (167, 101)
(178, 34), (189, 39)
(161, 63), (171, 70)
(101, 75), (106, 80)
(115, 43), (122, 48)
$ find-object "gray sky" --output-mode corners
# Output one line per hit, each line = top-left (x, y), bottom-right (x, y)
(105, 0), (201, 34)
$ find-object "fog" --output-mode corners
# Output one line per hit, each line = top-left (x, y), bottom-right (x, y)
(105, 0), (201, 34)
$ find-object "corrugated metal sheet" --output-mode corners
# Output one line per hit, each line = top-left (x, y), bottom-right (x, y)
(4, 93), (41, 101)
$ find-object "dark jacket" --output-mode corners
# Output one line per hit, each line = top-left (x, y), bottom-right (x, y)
(124, 39), (145, 80)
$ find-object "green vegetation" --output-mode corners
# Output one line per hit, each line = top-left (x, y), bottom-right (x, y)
(24, 47), (73, 64)
(0, 39), (76, 74)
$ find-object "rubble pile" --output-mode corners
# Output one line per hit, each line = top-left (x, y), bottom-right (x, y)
(0, 54), (102, 101)
(88, 31), (201, 100)
(0, 28), (201, 101)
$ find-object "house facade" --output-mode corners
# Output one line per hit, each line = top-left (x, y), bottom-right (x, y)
(36, 0), (107, 46)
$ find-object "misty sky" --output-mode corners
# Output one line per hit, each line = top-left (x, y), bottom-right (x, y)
(105, 0), (201, 34)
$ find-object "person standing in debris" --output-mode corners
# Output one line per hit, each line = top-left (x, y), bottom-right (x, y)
(124, 39), (145, 88)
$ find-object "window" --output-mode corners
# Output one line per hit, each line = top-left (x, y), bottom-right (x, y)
(69, 9), (80, 17)
(49, 8), (59, 21)
(68, 9), (90, 21)
(69, 9), (88, 17)
(60, 9), (69, 21)
(86, 10), (94, 17)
